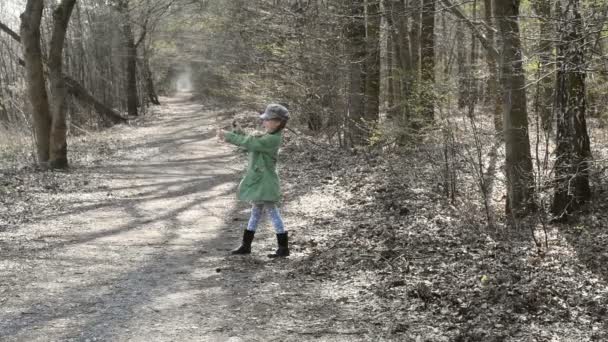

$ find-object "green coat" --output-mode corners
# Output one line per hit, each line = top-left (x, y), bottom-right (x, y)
(225, 131), (282, 202)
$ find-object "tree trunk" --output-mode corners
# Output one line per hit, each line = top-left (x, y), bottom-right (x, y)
(347, 0), (367, 145)
(495, 0), (535, 216)
(389, 0), (413, 120)
(551, 0), (592, 218)
(142, 47), (160, 105)
(410, 0), (421, 80)
(364, 0), (381, 124)
(48, 0), (77, 169)
(468, 0), (479, 117)
(419, 0), (436, 123)
(483, 0), (502, 132)
(379, 0), (390, 122)
(532, 0), (554, 133)
(456, 20), (467, 109)
(20, 0), (51, 165)
(117, 0), (139, 116)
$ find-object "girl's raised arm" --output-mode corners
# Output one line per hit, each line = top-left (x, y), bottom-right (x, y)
(224, 132), (280, 154)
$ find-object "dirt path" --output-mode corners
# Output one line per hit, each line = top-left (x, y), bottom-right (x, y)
(0, 95), (363, 341)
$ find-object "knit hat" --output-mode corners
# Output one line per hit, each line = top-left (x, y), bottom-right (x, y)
(259, 103), (289, 121)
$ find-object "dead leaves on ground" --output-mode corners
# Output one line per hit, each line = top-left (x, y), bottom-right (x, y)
(279, 135), (608, 341)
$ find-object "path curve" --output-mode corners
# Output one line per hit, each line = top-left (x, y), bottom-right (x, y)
(1, 95), (269, 341)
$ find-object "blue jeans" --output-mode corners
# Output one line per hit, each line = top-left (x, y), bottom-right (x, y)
(246, 202), (286, 234)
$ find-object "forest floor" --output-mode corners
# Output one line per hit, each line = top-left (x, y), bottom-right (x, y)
(2, 94), (608, 341)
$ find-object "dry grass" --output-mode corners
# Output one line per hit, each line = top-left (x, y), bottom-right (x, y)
(0, 123), (35, 169)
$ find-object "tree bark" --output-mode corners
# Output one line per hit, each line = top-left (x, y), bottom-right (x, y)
(532, 0), (554, 133)
(116, 0), (139, 116)
(456, 20), (467, 109)
(379, 0), (391, 122)
(133, 16), (160, 106)
(347, 0), (367, 145)
(468, 0), (479, 116)
(389, 0), (413, 119)
(48, 0), (77, 169)
(410, 0), (421, 80)
(551, 0), (592, 218)
(419, 0), (436, 123)
(20, 0), (51, 165)
(495, 0), (535, 216)
(364, 0), (381, 124)
(142, 47), (161, 105)
(483, 0), (502, 132)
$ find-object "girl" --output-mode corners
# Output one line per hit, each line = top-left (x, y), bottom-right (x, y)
(217, 104), (290, 258)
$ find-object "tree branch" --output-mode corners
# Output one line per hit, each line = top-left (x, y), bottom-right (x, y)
(440, 0), (500, 60)
(0, 19), (127, 125)
(134, 26), (147, 48)
(0, 21), (21, 42)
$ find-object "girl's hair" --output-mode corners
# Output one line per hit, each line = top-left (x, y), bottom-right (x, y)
(270, 119), (288, 135)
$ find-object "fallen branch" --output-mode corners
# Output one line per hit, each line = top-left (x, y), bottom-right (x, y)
(0, 21), (21, 42)
(0, 20), (127, 125)
(64, 77), (127, 125)
(440, 0), (500, 60)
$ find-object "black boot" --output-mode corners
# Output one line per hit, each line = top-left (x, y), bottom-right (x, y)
(231, 229), (255, 255)
(268, 232), (289, 258)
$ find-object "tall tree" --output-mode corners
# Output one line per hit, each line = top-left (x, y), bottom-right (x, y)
(441, 0), (502, 130)
(551, 0), (592, 218)
(467, 0), (479, 117)
(419, 0), (436, 123)
(456, 20), (467, 109)
(347, 0), (367, 144)
(20, 0), (51, 164)
(364, 0), (381, 124)
(116, 0), (139, 116)
(495, 0), (535, 216)
(388, 0), (414, 122)
(48, 0), (77, 169)
(133, 0), (173, 106)
(379, 0), (391, 121)
(532, 0), (554, 133)
(483, 0), (502, 132)
(410, 0), (421, 80)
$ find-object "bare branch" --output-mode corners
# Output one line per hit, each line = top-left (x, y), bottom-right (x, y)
(0, 20), (22, 43)
(440, 0), (500, 60)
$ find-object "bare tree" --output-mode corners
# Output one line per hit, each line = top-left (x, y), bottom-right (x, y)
(20, 0), (51, 164)
(495, 0), (535, 216)
(531, 0), (554, 133)
(115, 0), (139, 116)
(346, 0), (367, 144)
(551, 0), (592, 219)
(419, 0), (435, 123)
(483, 0), (501, 132)
(364, 0), (381, 126)
(48, 0), (77, 168)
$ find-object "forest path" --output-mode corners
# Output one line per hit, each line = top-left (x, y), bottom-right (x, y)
(0, 94), (351, 341)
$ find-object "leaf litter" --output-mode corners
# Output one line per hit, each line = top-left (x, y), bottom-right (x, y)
(1, 103), (608, 341)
